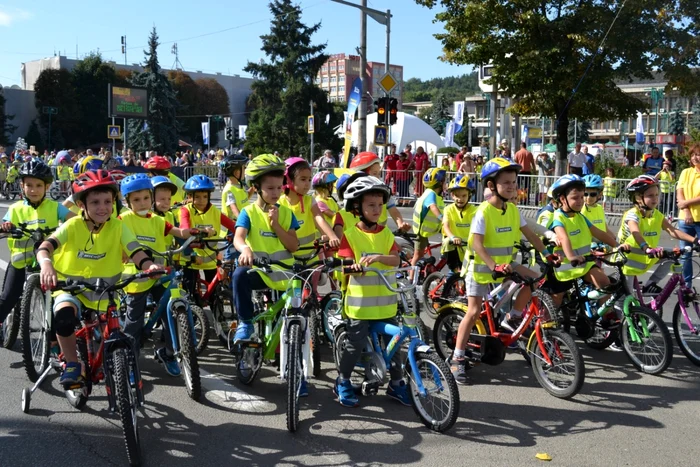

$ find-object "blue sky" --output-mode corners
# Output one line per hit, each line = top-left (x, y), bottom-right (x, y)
(0, 0), (470, 88)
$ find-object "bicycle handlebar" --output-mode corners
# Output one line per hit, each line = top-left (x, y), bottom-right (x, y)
(571, 248), (626, 268)
(491, 260), (555, 285)
(342, 266), (420, 293)
(51, 268), (171, 294)
(253, 256), (353, 272)
(0, 223), (55, 241)
(393, 229), (417, 241)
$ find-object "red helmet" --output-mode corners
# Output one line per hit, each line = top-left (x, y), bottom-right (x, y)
(110, 170), (128, 183)
(143, 156), (171, 171)
(349, 151), (380, 172)
(72, 170), (119, 204)
(626, 175), (659, 194)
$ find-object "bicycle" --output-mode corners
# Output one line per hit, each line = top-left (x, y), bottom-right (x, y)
(631, 245), (700, 366)
(3, 178), (21, 200)
(557, 249), (673, 375)
(234, 249), (348, 432)
(21, 269), (166, 467)
(432, 263), (585, 399)
(332, 265), (460, 432)
(420, 239), (467, 319)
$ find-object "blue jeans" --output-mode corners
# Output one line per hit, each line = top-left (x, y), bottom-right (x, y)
(232, 266), (268, 322)
(678, 220), (700, 287)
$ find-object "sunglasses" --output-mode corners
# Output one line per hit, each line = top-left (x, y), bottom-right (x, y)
(584, 192), (599, 197)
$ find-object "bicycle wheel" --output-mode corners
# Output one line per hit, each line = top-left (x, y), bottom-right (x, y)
(432, 306), (487, 361)
(320, 291), (342, 343)
(176, 310), (201, 401)
(49, 183), (61, 200)
(9, 182), (18, 200)
(190, 304), (209, 355)
(441, 273), (466, 301)
(620, 306), (673, 375)
(530, 328), (584, 399)
(113, 348), (141, 467)
(585, 326), (618, 350)
(672, 299), (700, 366)
(308, 306), (321, 378)
(1, 267), (21, 349)
(406, 351), (459, 432)
(286, 322), (303, 433)
(20, 275), (49, 382)
(421, 271), (445, 319)
(64, 338), (91, 410)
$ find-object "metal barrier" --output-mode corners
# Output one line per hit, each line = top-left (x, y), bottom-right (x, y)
(183, 165), (220, 181)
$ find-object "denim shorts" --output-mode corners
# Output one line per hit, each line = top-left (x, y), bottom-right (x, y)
(53, 293), (84, 319)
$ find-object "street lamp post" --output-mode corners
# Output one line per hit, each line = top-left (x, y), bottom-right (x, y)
(646, 87), (664, 148)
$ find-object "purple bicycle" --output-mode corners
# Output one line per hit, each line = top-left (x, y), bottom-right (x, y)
(633, 246), (700, 366)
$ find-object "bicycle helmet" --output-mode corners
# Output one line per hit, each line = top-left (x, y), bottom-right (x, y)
(151, 175), (178, 195)
(245, 154), (286, 185)
(55, 150), (71, 165)
(284, 157), (310, 186)
(143, 155), (172, 171)
(121, 173), (153, 198)
(184, 174), (215, 192)
(480, 157), (521, 183)
(349, 151), (380, 172)
(626, 175), (659, 194)
(80, 156), (103, 173)
(344, 176), (391, 228)
(221, 153), (248, 177)
(550, 174), (585, 199)
(583, 174), (604, 189)
(19, 159), (53, 183)
(337, 172), (367, 200)
(423, 167), (447, 189)
(312, 170), (338, 188)
(447, 174), (476, 192)
(72, 170), (119, 205)
(110, 170), (128, 184)
(546, 185), (555, 199)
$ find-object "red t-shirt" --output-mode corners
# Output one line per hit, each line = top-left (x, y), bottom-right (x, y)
(384, 153), (398, 171)
(414, 153), (430, 172)
(179, 204), (237, 231)
(337, 224), (400, 258)
(395, 159), (411, 181)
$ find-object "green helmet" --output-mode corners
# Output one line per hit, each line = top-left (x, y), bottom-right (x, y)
(245, 154), (285, 184)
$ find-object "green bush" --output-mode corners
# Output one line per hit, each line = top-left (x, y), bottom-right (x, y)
(595, 154), (643, 179)
(436, 146), (460, 154)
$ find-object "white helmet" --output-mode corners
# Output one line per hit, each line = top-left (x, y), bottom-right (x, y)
(343, 175), (391, 203)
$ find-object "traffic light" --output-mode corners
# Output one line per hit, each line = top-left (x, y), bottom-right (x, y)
(389, 98), (398, 125)
(376, 97), (387, 125)
(121, 36), (126, 54)
(233, 127), (239, 140)
(225, 126), (233, 141)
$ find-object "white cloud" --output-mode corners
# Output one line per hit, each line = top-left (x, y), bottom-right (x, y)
(0, 6), (32, 27)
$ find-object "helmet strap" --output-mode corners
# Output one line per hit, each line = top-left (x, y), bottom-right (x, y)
(562, 197), (581, 214)
(352, 199), (377, 229)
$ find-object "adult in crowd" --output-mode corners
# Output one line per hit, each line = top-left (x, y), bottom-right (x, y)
(456, 146), (468, 169)
(383, 144), (399, 194)
(458, 150), (475, 176)
(536, 152), (554, 205)
(412, 146), (430, 197)
(664, 149), (677, 173)
(123, 149), (138, 167)
(514, 142), (535, 199)
(676, 142), (700, 287)
(567, 142), (586, 176)
(643, 146), (664, 176)
(319, 149), (336, 169)
(582, 145), (595, 175)
(101, 150), (120, 171)
(395, 152), (412, 206)
(501, 146), (513, 161)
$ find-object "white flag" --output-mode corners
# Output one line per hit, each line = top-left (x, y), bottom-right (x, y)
(238, 125), (247, 140)
(635, 111), (645, 144)
(453, 101), (465, 133)
(201, 122), (209, 144)
(444, 120), (456, 147)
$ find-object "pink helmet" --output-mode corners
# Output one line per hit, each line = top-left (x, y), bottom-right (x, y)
(284, 157), (310, 187)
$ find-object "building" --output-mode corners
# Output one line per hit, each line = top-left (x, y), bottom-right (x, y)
(316, 53), (403, 105)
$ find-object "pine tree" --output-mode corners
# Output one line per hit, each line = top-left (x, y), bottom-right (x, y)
(690, 102), (700, 131)
(126, 27), (179, 153)
(430, 90), (451, 135)
(567, 120), (591, 143)
(668, 103), (686, 138)
(243, 0), (342, 157)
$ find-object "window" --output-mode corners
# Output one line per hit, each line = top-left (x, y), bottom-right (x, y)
(339, 64), (345, 71)
(339, 76), (345, 83)
(330, 76), (336, 83)
(322, 77), (328, 84)
(331, 86), (336, 93)
(330, 65), (336, 71)
(338, 85), (345, 92)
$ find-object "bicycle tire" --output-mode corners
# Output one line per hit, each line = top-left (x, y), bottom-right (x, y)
(621, 306), (673, 375)
(49, 183), (61, 201)
(432, 306), (487, 361)
(190, 304), (209, 355)
(421, 271), (445, 319)
(113, 348), (141, 467)
(585, 326), (618, 350)
(320, 290), (343, 343)
(407, 351), (459, 432)
(286, 322), (303, 433)
(672, 299), (700, 367)
(1, 267), (21, 349)
(440, 273), (466, 302)
(530, 328), (585, 399)
(309, 306), (321, 378)
(20, 275), (49, 382)
(176, 310), (201, 401)
(64, 338), (91, 410)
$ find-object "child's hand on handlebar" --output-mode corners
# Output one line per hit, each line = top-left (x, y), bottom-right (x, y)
(398, 221), (411, 232)
(239, 248), (254, 266)
(359, 254), (381, 266)
(327, 235), (340, 249)
(645, 247), (664, 258)
(571, 255), (586, 265)
(493, 263), (511, 275)
(347, 263), (364, 272)
(1, 221), (13, 232)
(39, 261), (57, 289)
(451, 236), (462, 246)
(618, 244), (631, 253)
(545, 254), (561, 266)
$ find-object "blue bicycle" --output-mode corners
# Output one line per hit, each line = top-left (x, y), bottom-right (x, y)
(332, 266), (459, 432)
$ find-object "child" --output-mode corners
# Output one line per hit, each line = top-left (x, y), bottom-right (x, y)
(221, 153), (251, 223)
(619, 175), (700, 293)
(312, 170), (339, 222)
(0, 161), (73, 339)
(349, 152), (411, 229)
(582, 174), (615, 243)
(144, 155), (186, 204)
(119, 174), (195, 376)
(410, 167), (447, 276)
(449, 158), (553, 385)
(279, 157), (340, 254)
(56, 151), (73, 195)
(536, 186), (559, 228)
(334, 175), (408, 408)
(602, 167), (617, 211)
(441, 174), (477, 272)
(656, 161), (675, 217)
(36, 170), (162, 386)
(332, 172), (364, 239)
(395, 152), (411, 206)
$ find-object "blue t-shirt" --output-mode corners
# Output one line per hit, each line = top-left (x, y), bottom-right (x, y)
(235, 204), (300, 231)
(418, 191), (438, 223)
(643, 156), (664, 176)
(550, 210), (593, 230)
(582, 154), (595, 175)
(3, 200), (71, 222)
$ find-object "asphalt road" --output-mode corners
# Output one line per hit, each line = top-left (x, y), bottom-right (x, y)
(0, 199), (699, 467)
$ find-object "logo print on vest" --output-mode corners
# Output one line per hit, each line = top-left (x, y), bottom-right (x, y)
(643, 231), (658, 237)
(77, 251), (107, 260)
(570, 229), (580, 236)
(137, 235), (156, 243)
(25, 219), (46, 226)
(496, 227), (512, 233)
(260, 229), (278, 238)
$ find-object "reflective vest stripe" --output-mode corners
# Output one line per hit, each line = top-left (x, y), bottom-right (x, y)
(552, 210), (594, 281)
(297, 232), (316, 246)
(60, 273), (122, 304)
(484, 246), (514, 257)
(620, 207), (663, 276)
(345, 294), (397, 308)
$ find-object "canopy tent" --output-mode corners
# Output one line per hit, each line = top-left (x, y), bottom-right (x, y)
(178, 140), (192, 147)
(351, 112), (445, 155)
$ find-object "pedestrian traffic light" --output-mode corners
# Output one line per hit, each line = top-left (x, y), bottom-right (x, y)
(376, 98), (387, 125)
(233, 127), (239, 140)
(389, 98), (398, 125)
(225, 126), (233, 141)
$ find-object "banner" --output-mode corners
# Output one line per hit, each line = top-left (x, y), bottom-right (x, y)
(453, 101), (465, 134)
(635, 111), (645, 144)
(523, 125), (542, 145)
(202, 122), (209, 145)
(342, 77), (363, 168)
(239, 125), (247, 140)
(443, 120), (456, 148)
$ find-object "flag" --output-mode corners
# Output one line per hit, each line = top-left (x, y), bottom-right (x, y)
(635, 111), (645, 144)
(453, 101), (465, 134)
(239, 125), (247, 140)
(444, 120), (456, 147)
(202, 122), (209, 145)
(342, 77), (363, 168)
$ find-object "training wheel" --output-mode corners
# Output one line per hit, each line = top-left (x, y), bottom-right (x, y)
(21, 387), (31, 413)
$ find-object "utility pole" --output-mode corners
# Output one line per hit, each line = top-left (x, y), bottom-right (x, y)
(309, 100), (315, 162)
(489, 88), (498, 158)
(207, 115), (211, 152)
(358, 0), (368, 152)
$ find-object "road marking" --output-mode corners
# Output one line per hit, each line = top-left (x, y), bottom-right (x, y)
(200, 368), (277, 413)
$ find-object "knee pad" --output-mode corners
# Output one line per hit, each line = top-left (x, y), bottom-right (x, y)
(54, 306), (78, 337)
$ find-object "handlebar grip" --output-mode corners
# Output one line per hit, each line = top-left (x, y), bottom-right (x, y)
(491, 270), (506, 280)
(253, 258), (269, 268)
(343, 266), (361, 274)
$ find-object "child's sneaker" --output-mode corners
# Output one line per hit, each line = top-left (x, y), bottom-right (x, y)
(333, 377), (359, 407)
(60, 362), (83, 386)
(450, 358), (469, 386)
(386, 380), (412, 407)
(155, 347), (181, 377)
(233, 322), (254, 343)
(299, 379), (308, 398)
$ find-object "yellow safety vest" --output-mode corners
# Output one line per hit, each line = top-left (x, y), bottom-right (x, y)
(343, 226), (397, 320)
(120, 211), (168, 293)
(221, 180), (249, 221)
(467, 201), (520, 284)
(475, 164), (483, 180)
(442, 203), (476, 262)
(658, 171), (674, 194)
(279, 194), (317, 253)
(537, 207), (554, 228)
(582, 204), (607, 232)
(378, 204), (390, 226)
(168, 173), (186, 204)
(338, 209), (359, 233)
(603, 177), (617, 197)
(412, 188), (445, 237)
(53, 217), (141, 311)
(7, 199), (60, 269)
(243, 203), (295, 291)
(552, 210), (593, 281)
(618, 207), (664, 276)
(183, 203), (221, 270)
(315, 194), (339, 220)
(7, 167), (19, 183)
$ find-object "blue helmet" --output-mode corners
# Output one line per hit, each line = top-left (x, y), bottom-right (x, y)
(151, 175), (178, 195)
(480, 157), (521, 182)
(336, 174), (351, 192)
(184, 174), (215, 192)
(121, 173), (153, 198)
(583, 174), (603, 189)
(550, 174), (585, 198)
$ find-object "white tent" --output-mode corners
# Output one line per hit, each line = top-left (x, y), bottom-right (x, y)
(351, 112), (445, 155)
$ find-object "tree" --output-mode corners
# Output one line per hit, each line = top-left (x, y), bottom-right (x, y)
(24, 119), (42, 148)
(404, 73), (479, 103)
(196, 78), (230, 147)
(416, 0), (700, 173)
(127, 27), (179, 153)
(430, 90), (451, 135)
(71, 53), (118, 146)
(168, 70), (201, 143)
(416, 105), (432, 125)
(690, 102), (700, 132)
(669, 103), (686, 137)
(567, 120), (592, 143)
(33, 68), (81, 149)
(243, 0), (341, 157)
(0, 88), (17, 146)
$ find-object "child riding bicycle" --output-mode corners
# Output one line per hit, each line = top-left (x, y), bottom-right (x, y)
(441, 174), (477, 272)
